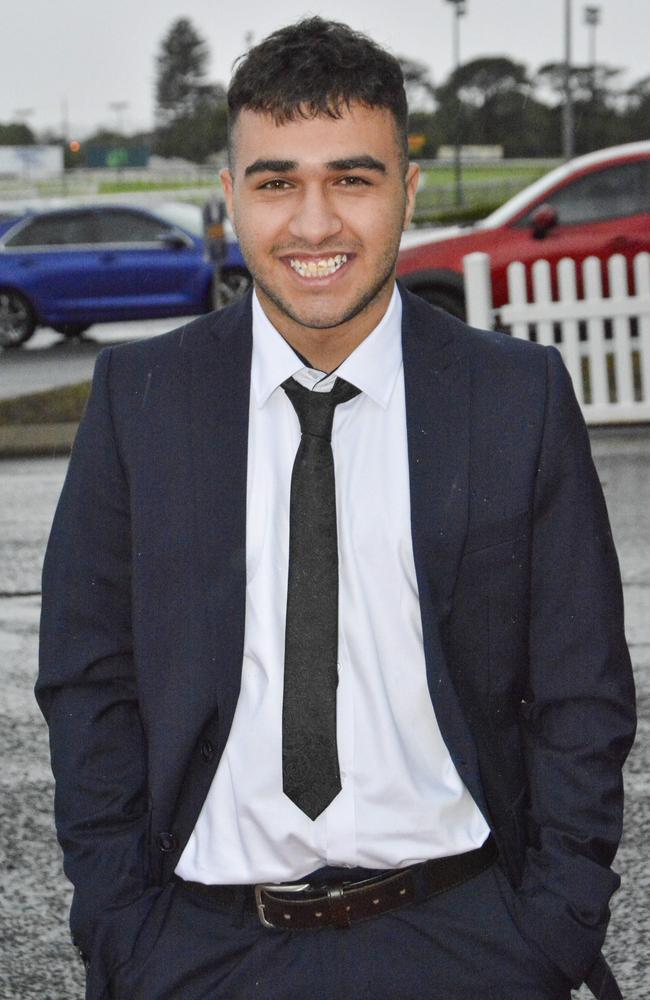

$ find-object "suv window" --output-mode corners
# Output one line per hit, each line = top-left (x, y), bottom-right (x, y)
(5, 211), (96, 247)
(95, 210), (171, 244)
(522, 159), (650, 227)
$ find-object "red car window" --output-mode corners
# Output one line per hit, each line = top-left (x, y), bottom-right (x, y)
(518, 159), (650, 227)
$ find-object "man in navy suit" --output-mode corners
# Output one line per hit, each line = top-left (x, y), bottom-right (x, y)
(37, 17), (635, 1000)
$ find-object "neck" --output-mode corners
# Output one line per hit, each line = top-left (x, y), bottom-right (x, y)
(256, 282), (395, 372)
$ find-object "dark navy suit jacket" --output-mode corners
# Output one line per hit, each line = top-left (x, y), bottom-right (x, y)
(37, 288), (636, 998)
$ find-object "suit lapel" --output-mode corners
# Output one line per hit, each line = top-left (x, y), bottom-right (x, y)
(189, 293), (252, 747)
(401, 290), (490, 815)
(402, 288), (471, 623)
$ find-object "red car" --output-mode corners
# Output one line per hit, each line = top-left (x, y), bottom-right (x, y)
(397, 141), (650, 318)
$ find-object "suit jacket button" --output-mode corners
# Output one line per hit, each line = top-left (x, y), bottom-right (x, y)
(201, 739), (214, 762)
(158, 832), (178, 853)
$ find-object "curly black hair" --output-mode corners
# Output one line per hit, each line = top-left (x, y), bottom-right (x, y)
(227, 17), (408, 169)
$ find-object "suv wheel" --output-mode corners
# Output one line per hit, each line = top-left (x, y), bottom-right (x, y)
(0, 290), (36, 347)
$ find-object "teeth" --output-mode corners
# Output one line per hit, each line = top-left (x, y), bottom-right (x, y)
(289, 254), (347, 278)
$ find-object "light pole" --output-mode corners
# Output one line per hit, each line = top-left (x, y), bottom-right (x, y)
(584, 5), (600, 67)
(109, 101), (129, 136)
(61, 98), (69, 194)
(563, 0), (575, 161)
(584, 4), (601, 98)
(444, 0), (467, 206)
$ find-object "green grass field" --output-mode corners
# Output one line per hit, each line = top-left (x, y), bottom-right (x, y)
(97, 178), (216, 194)
(413, 162), (554, 222)
(419, 163), (551, 186)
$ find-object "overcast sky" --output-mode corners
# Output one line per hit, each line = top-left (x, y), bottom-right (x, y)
(3, 0), (649, 137)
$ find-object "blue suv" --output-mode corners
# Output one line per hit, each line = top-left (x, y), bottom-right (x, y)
(0, 204), (250, 347)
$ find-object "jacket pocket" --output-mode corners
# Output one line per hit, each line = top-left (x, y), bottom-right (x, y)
(86, 885), (164, 1000)
(491, 864), (573, 993)
(104, 881), (177, 999)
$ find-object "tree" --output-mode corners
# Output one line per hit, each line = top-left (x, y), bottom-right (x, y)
(434, 57), (540, 156)
(0, 122), (36, 145)
(535, 62), (622, 107)
(625, 74), (650, 107)
(153, 18), (228, 162)
(398, 57), (436, 111)
(440, 56), (529, 109)
(154, 98), (228, 163)
(156, 18), (211, 124)
(535, 62), (627, 154)
(621, 76), (650, 142)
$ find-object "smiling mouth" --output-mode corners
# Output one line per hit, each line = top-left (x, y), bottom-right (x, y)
(288, 254), (348, 279)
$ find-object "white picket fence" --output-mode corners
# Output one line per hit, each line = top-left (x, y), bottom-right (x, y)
(464, 251), (650, 424)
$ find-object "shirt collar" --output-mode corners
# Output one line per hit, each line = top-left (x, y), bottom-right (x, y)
(251, 284), (403, 409)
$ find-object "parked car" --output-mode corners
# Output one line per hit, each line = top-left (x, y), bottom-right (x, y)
(397, 141), (650, 319)
(0, 203), (251, 347)
(155, 201), (252, 305)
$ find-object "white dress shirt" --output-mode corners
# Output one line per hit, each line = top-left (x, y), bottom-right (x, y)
(176, 285), (489, 884)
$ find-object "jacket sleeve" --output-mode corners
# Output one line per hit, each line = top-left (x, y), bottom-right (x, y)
(513, 345), (636, 984)
(36, 347), (150, 962)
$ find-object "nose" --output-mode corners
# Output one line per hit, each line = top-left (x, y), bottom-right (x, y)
(287, 185), (343, 245)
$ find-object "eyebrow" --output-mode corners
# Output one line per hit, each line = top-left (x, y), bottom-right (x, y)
(326, 156), (386, 173)
(244, 159), (297, 177)
(243, 155), (387, 178)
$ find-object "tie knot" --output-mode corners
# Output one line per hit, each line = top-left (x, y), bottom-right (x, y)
(282, 376), (360, 440)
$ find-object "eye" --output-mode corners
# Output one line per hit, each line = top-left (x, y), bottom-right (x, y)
(337, 175), (371, 187)
(258, 178), (292, 190)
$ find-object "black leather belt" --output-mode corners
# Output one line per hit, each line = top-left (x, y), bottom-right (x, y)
(176, 835), (498, 930)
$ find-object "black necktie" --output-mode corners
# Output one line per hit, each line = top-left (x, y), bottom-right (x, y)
(281, 375), (361, 820)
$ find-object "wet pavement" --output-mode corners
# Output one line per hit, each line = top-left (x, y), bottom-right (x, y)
(0, 318), (194, 400)
(0, 429), (648, 999)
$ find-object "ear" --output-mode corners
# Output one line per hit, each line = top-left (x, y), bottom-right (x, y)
(402, 162), (420, 232)
(220, 167), (235, 224)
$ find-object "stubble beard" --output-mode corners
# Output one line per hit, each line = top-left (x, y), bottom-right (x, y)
(239, 232), (403, 333)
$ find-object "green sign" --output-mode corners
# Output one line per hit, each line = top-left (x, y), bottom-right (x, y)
(86, 145), (150, 168)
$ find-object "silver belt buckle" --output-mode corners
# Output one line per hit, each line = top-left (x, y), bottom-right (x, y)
(254, 882), (311, 929)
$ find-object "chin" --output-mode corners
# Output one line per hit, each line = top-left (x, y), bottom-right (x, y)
(268, 278), (392, 330)
(290, 306), (355, 330)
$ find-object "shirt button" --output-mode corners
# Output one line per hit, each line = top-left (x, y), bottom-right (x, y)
(200, 739), (214, 762)
(157, 832), (178, 853)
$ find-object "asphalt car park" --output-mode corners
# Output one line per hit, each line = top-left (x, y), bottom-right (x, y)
(0, 317), (197, 400)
